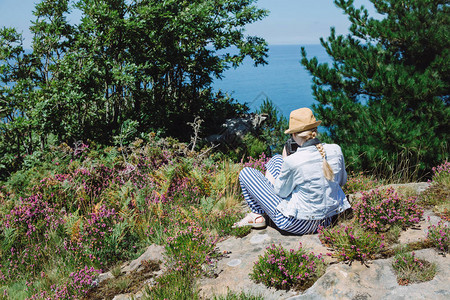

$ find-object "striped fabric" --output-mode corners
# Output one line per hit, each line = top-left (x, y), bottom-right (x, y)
(239, 155), (332, 235)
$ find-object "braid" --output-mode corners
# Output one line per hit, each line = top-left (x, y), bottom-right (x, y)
(297, 129), (334, 181)
(315, 143), (334, 181)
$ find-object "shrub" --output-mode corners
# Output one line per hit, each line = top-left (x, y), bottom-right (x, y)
(354, 187), (423, 232)
(68, 205), (139, 269)
(392, 251), (437, 285)
(0, 137), (267, 297)
(421, 161), (450, 220)
(206, 209), (251, 238)
(301, 0), (449, 177)
(242, 134), (268, 159)
(319, 224), (385, 263)
(164, 224), (219, 276)
(144, 270), (199, 300)
(28, 265), (101, 299)
(250, 243), (326, 291)
(427, 220), (449, 253)
(342, 172), (379, 194)
(429, 161), (450, 186)
(33, 164), (118, 214)
(241, 153), (270, 173)
(208, 160), (243, 210)
(255, 98), (289, 156)
(1, 194), (66, 280)
(166, 176), (205, 205)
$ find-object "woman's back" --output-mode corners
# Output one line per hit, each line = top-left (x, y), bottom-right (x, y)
(275, 143), (349, 220)
(285, 143), (347, 187)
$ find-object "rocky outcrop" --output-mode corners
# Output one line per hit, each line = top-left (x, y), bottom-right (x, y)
(198, 209), (449, 300)
(206, 113), (268, 146)
(198, 227), (330, 300)
(92, 244), (166, 300)
(198, 182), (449, 299)
(95, 183), (449, 299)
(291, 248), (449, 300)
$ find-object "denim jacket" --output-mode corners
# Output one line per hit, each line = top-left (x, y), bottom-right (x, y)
(273, 143), (350, 220)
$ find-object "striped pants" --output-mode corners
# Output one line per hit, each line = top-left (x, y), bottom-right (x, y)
(239, 154), (332, 235)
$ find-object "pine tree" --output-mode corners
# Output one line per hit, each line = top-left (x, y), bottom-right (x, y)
(301, 0), (449, 177)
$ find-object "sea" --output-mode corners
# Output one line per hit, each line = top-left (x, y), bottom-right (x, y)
(212, 44), (331, 118)
(2, 45), (330, 121)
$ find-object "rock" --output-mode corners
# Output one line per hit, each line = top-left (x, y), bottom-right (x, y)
(206, 113), (268, 146)
(198, 226), (331, 299)
(291, 249), (450, 300)
(227, 259), (242, 267)
(97, 271), (114, 283)
(112, 294), (131, 300)
(121, 244), (165, 274)
(111, 290), (145, 300)
(197, 207), (449, 299)
(398, 209), (448, 245)
(379, 182), (431, 195)
(250, 233), (271, 244)
(101, 183), (449, 299)
(347, 182), (431, 204)
(95, 244), (165, 299)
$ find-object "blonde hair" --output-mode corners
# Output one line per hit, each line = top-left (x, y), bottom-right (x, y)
(295, 129), (334, 181)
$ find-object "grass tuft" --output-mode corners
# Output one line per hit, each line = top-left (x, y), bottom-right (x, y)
(212, 290), (264, 300)
(392, 250), (437, 285)
(420, 161), (450, 220)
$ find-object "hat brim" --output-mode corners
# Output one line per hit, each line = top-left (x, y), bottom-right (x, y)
(284, 121), (322, 134)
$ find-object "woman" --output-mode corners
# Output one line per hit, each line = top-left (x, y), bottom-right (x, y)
(233, 107), (350, 234)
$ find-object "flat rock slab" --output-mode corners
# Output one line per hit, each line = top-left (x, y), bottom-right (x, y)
(198, 207), (449, 300)
(398, 209), (447, 245)
(291, 248), (450, 300)
(198, 226), (331, 299)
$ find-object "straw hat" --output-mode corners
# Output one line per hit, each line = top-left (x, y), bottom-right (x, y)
(284, 108), (321, 134)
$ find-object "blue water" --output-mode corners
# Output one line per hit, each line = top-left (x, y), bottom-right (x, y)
(213, 44), (331, 117)
(3, 45), (331, 122)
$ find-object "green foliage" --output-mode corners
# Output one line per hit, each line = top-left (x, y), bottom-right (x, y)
(421, 161), (450, 219)
(241, 153), (269, 173)
(342, 171), (380, 194)
(319, 224), (385, 263)
(250, 243), (326, 291)
(0, 194), (66, 280)
(205, 209), (251, 238)
(242, 134), (267, 159)
(301, 0), (449, 176)
(212, 290), (264, 300)
(429, 161), (450, 186)
(0, 139), (250, 296)
(144, 270), (199, 300)
(392, 250), (437, 285)
(353, 187), (423, 232)
(0, 0), (268, 175)
(113, 119), (140, 147)
(76, 206), (141, 268)
(164, 225), (219, 276)
(230, 98), (289, 160)
(0, 27), (36, 180)
(427, 220), (449, 253)
(255, 98), (289, 155)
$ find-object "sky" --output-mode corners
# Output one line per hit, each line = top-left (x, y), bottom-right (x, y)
(0, 0), (378, 48)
